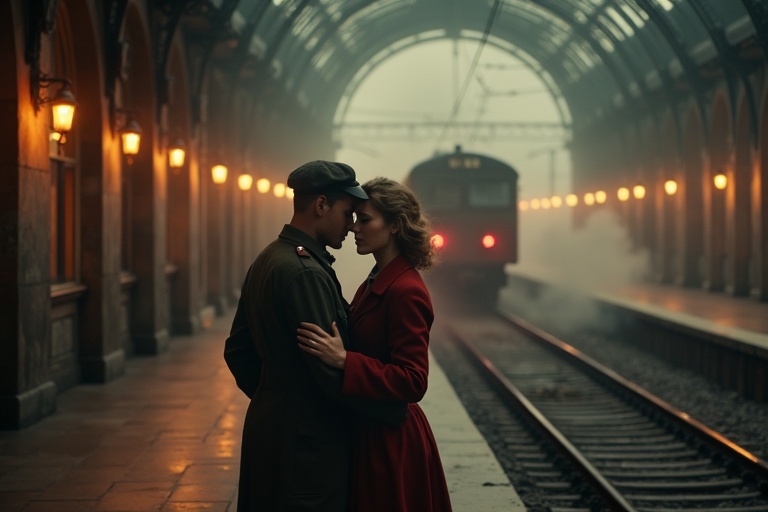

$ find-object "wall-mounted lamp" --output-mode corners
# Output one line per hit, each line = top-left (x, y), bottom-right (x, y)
(713, 173), (727, 190)
(33, 74), (77, 143)
(114, 110), (142, 164)
(168, 140), (186, 171)
(273, 183), (286, 198)
(212, 165), (228, 184)
(633, 185), (646, 199)
(238, 174), (254, 191)
(664, 179), (678, 196)
(617, 187), (630, 202)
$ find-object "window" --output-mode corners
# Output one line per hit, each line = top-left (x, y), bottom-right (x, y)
(469, 182), (511, 207)
(50, 156), (77, 282)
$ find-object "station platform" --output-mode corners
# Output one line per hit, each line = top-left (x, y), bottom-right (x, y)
(0, 311), (525, 512)
(500, 267), (768, 403)
(502, 266), (768, 352)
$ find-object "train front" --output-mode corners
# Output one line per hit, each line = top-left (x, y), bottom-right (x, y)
(406, 148), (518, 304)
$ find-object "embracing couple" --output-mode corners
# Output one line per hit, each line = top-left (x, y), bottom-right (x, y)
(224, 160), (453, 512)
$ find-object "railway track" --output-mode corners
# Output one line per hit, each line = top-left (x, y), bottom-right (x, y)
(439, 311), (768, 511)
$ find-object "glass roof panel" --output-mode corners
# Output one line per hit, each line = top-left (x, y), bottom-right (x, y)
(227, 0), (757, 127)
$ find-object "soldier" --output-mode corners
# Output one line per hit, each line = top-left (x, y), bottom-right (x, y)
(224, 160), (406, 512)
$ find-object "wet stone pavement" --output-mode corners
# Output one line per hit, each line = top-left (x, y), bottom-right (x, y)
(0, 314), (247, 512)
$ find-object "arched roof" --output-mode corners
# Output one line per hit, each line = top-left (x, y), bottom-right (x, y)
(202, 0), (764, 126)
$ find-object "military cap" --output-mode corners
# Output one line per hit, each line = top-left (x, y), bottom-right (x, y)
(287, 160), (368, 199)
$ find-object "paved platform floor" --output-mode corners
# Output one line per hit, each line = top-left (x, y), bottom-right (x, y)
(506, 265), (768, 347)
(0, 312), (525, 511)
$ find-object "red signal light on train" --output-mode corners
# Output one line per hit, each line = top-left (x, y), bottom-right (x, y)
(481, 234), (496, 249)
(431, 234), (445, 249)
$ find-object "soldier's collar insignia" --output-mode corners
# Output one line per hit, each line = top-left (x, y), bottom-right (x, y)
(296, 246), (310, 257)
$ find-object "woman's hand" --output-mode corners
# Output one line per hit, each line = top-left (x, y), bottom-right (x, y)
(297, 321), (347, 369)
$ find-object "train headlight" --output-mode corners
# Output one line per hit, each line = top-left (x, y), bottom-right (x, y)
(481, 234), (496, 249)
(431, 234), (445, 249)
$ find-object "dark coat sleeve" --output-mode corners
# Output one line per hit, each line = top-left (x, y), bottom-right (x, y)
(285, 269), (407, 427)
(223, 293), (262, 398)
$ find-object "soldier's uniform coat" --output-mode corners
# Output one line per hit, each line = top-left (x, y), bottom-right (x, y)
(225, 224), (404, 512)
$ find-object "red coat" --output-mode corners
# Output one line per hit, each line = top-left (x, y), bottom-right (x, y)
(343, 255), (453, 512)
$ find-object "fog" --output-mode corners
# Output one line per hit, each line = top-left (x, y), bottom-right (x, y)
(328, 39), (648, 308)
(515, 208), (650, 293)
(498, 207), (650, 333)
(330, 39), (571, 300)
(334, 40), (570, 194)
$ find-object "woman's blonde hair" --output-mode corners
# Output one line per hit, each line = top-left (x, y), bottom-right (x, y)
(362, 177), (435, 270)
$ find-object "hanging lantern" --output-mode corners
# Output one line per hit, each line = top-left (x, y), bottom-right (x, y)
(120, 116), (142, 164)
(168, 140), (186, 170)
(238, 174), (253, 191)
(212, 165), (228, 184)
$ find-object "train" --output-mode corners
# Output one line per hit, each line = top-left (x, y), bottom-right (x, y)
(405, 146), (518, 299)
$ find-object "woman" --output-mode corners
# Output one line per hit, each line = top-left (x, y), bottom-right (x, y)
(297, 177), (452, 512)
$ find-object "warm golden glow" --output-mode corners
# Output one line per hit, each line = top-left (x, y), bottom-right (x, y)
(273, 183), (286, 198)
(541, 198), (551, 209)
(530, 198), (541, 210)
(584, 192), (595, 206)
(211, 165), (228, 184)
(121, 131), (141, 156)
(617, 187), (630, 201)
(550, 196), (562, 208)
(713, 173), (727, 190)
(565, 194), (578, 207)
(168, 142), (186, 169)
(50, 84), (77, 134)
(51, 103), (76, 134)
(257, 178), (271, 194)
(595, 190), (607, 204)
(633, 185), (646, 199)
(664, 179), (678, 195)
(120, 117), (142, 158)
(431, 234), (445, 249)
(286, 188), (294, 199)
(519, 200), (529, 211)
(238, 174), (253, 191)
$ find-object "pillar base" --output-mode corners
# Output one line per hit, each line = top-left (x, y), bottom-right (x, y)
(0, 381), (57, 430)
(134, 329), (170, 355)
(81, 348), (126, 383)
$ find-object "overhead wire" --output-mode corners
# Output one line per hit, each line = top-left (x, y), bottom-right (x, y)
(434, 0), (502, 150)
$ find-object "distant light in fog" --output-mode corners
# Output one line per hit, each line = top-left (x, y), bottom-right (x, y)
(617, 187), (630, 201)
(565, 194), (578, 207)
(212, 165), (228, 184)
(713, 174), (727, 190)
(584, 192), (595, 206)
(257, 178), (271, 193)
(633, 185), (646, 199)
(481, 234), (496, 249)
(664, 179), (678, 195)
(595, 190), (607, 204)
(540, 198), (551, 209)
(431, 234), (445, 248)
(550, 196), (562, 208)
(530, 198), (541, 210)
(238, 174), (253, 191)
(273, 183), (286, 198)
(519, 200), (529, 211)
